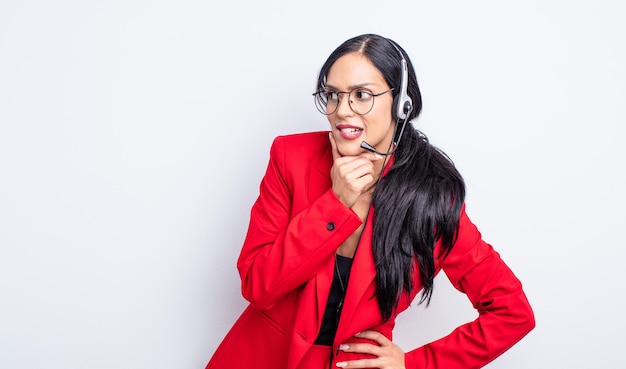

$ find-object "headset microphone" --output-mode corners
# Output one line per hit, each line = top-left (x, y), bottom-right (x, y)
(361, 140), (397, 156)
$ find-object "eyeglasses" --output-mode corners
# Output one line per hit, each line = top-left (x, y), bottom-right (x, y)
(313, 87), (394, 115)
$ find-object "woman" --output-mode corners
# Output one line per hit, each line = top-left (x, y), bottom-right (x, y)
(205, 33), (535, 369)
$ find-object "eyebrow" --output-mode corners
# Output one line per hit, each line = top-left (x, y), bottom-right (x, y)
(324, 82), (375, 90)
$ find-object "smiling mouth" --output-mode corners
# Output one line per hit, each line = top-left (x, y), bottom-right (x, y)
(339, 127), (363, 134)
(336, 125), (364, 141)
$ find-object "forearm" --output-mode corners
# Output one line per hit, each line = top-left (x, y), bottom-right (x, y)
(403, 208), (535, 368)
(405, 277), (534, 368)
(238, 189), (362, 309)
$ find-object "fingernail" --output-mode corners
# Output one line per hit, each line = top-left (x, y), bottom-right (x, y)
(375, 154), (383, 160)
(336, 362), (347, 367)
(338, 344), (349, 351)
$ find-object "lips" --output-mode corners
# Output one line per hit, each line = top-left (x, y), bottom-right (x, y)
(336, 124), (363, 140)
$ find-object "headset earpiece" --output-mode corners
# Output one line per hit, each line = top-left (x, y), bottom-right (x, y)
(389, 40), (413, 121)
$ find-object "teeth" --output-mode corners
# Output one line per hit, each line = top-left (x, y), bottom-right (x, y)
(340, 127), (362, 134)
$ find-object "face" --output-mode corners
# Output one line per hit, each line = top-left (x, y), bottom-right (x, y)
(325, 52), (395, 157)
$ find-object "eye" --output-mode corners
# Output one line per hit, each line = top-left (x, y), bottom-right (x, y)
(325, 91), (340, 101)
(353, 89), (373, 101)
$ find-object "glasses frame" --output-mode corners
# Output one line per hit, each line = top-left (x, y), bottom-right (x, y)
(313, 87), (394, 115)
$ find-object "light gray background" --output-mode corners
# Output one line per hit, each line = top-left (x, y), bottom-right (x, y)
(1, 1), (624, 368)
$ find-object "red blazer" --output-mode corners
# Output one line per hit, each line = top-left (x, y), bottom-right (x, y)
(205, 131), (535, 369)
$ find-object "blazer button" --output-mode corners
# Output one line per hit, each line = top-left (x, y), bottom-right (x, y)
(326, 222), (335, 231)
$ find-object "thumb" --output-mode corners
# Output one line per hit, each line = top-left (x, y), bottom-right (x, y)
(329, 132), (341, 160)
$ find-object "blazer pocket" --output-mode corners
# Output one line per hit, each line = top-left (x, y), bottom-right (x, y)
(206, 306), (289, 369)
(252, 307), (286, 335)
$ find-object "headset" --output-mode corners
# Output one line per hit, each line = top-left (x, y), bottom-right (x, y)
(360, 38), (414, 156)
(388, 40), (413, 121)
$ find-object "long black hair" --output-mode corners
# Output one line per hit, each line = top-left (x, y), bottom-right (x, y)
(316, 34), (466, 321)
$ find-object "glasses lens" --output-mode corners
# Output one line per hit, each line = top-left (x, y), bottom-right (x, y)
(348, 89), (375, 115)
(314, 92), (327, 115)
(314, 91), (339, 115)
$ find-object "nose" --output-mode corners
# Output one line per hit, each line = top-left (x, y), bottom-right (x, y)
(335, 92), (354, 117)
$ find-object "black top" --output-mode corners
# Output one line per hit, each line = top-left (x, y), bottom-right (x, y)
(314, 254), (353, 345)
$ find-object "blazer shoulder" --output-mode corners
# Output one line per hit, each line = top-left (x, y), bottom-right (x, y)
(271, 131), (330, 158)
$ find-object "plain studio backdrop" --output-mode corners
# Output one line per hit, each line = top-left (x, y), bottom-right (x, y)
(1, 1), (624, 368)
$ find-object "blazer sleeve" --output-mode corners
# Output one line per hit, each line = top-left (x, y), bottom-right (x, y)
(404, 205), (535, 369)
(237, 136), (362, 310)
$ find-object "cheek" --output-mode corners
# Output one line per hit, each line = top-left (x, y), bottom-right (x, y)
(375, 99), (394, 122)
(369, 108), (394, 130)
(364, 118), (393, 139)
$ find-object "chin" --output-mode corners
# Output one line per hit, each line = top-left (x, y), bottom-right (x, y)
(339, 143), (365, 157)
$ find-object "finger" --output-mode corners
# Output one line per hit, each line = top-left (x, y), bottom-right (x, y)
(337, 157), (376, 178)
(357, 151), (384, 162)
(338, 342), (384, 356)
(329, 132), (341, 160)
(333, 172), (374, 192)
(350, 174), (375, 193)
(335, 358), (379, 368)
(355, 330), (392, 346)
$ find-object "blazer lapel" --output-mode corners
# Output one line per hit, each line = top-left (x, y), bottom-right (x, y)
(335, 209), (378, 336)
